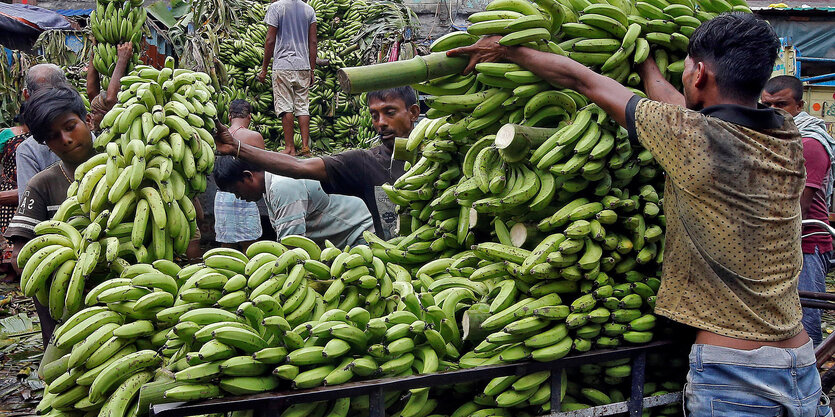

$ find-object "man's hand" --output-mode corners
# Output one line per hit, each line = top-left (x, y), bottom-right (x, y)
(447, 36), (509, 75)
(257, 69), (268, 84)
(213, 120), (239, 156)
(116, 42), (133, 61)
(310, 71), (315, 85)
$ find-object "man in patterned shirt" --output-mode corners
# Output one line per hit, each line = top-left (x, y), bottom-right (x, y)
(450, 12), (830, 416)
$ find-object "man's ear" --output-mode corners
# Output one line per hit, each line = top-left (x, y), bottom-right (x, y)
(693, 61), (708, 89)
(408, 104), (420, 122)
(23, 89), (30, 100)
(799, 99), (806, 111)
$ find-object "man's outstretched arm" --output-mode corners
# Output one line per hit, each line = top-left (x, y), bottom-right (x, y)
(448, 36), (635, 127)
(214, 122), (328, 181)
(636, 58), (685, 106)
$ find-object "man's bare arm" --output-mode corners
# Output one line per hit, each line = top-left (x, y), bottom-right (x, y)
(86, 46), (100, 103)
(238, 143), (328, 181)
(215, 122), (328, 181)
(105, 43), (134, 108)
(308, 22), (317, 78)
(636, 58), (685, 106)
(801, 187), (815, 219)
(449, 37), (634, 127)
(260, 26), (278, 81)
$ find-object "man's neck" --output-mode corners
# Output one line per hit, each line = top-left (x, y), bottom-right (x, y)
(230, 119), (249, 131)
(702, 95), (760, 110)
(62, 161), (78, 178)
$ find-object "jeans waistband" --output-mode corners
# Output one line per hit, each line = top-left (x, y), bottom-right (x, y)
(689, 340), (816, 368)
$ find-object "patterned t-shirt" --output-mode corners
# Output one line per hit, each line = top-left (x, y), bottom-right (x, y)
(626, 96), (805, 341)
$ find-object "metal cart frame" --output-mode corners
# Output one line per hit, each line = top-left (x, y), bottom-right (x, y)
(151, 340), (683, 417)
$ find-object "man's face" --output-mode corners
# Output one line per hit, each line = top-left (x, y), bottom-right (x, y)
(225, 171), (264, 202)
(45, 112), (94, 165)
(368, 97), (419, 147)
(761, 88), (804, 117)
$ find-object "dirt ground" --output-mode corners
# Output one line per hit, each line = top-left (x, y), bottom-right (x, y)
(0, 281), (45, 417)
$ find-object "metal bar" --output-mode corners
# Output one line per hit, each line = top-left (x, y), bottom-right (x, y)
(799, 291), (835, 302)
(368, 387), (384, 417)
(816, 331), (835, 368)
(795, 57), (835, 63)
(628, 353), (647, 417)
(802, 74), (835, 84)
(544, 392), (682, 417)
(799, 298), (835, 310)
(151, 341), (674, 417)
(550, 368), (562, 414)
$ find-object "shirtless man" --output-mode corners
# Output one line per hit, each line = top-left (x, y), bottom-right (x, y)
(213, 100), (266, 251)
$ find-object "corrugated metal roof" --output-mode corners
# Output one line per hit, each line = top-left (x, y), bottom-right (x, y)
(748, 0), (832, 6)
(754, 6), (835, 14)
(52, 8), (93, 16)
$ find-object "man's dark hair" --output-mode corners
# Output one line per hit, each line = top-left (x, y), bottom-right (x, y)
(763, 75), (804, 102)
(229, 99), (252, 120)
(688, 12), (780, 102)
(213, 155), (263, 190)
(367, 86), (418, 108)
(23, 85), (87, 144)
(24, 64), (68, 93)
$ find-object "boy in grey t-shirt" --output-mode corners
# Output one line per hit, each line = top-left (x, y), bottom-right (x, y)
(258, 0), (317, 157)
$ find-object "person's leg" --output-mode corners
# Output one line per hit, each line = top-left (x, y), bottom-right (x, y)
(281, 112), (296, 155)
(272, 70), (296, 155)
(298, 115), (310, 154)
(798, 249), (826, 346)
(295, 70), (312, 155)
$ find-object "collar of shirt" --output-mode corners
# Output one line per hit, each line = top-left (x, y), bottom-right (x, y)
(699, 102), (784, 130)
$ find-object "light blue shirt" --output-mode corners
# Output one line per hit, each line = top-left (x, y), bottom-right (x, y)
(264, 172), (373, 247)
(214, 191), (262, 243)
(16, 136), (60, 201)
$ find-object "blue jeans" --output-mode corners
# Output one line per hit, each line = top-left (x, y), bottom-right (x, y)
(685, 342), (832, 416)
(798, 248), (832, 346)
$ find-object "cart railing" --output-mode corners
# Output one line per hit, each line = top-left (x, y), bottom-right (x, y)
(151, 340), (681, 417)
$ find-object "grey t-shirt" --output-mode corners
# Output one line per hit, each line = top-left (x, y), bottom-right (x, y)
(264, 173), (373, 248)
(264, 0), (316, 71)
(16, 137), (60, 202)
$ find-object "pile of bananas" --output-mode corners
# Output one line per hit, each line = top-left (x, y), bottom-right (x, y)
(18, 58), (216, 323)
(215, 0), (376, 152)
(158, 236), (465, 406)
(35, 259), (181, 417)
(34, 231), (680, 416)
(28, 0), (753, 414)
(89, 0), (146, 89)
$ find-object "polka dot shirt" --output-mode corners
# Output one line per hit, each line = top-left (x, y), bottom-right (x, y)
(629, 98), (805, 341)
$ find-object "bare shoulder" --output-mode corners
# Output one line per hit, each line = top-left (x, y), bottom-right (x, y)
(234, 128), (266, 149)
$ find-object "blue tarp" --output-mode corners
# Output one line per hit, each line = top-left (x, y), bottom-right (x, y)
(770, 19), (835, 59)
(53, 9), (94, 17)
(0, 3), (73, 33)
(0, 4), (72, 50)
